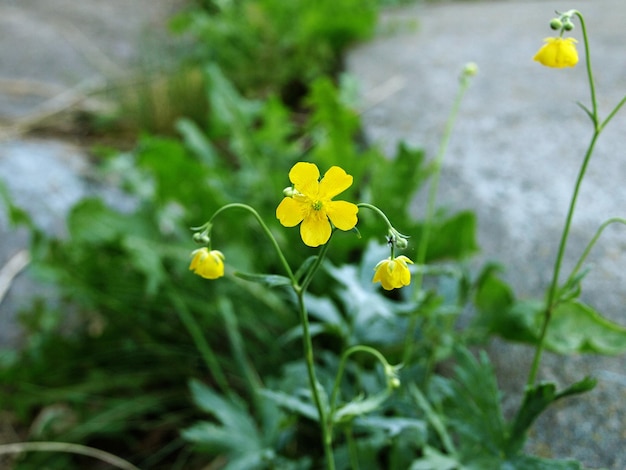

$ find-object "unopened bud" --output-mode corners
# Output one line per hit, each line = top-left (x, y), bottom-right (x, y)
(283, 186), (296, 198)
(193, 232), (210, 244)
(563, 20), (574, 31)
(462, 62), (479, 77)
(549, 18), (562, 30)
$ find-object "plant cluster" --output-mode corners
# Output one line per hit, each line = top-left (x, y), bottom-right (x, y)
(1, 4), (625, 470)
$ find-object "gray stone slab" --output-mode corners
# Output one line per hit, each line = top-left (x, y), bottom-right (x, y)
(0, 0), (185, 119)
(0, 0), (184, 345)
(348, 1), (626, 468)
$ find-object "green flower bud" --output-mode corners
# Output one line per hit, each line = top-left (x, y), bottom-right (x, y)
(563, 20), (574, 31)
(461, 62), (479, 79)
(193, 232), (210, 244)
(549, 18), (562, 30)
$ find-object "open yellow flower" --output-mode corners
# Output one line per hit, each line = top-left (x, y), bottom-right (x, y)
(276, 162), (358, 247)
(189, 248), (225, 279)
(373, 255), (413, 290)
(533, 37), (578, 68)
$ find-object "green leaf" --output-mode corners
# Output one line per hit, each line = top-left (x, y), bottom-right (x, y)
(176, 117), (218, 167)
(185, 380), (263, 458)
(294, 256), (318, 283)
(234, 272), (292, 288)
(0, 180), (33, 228)
(370, 141), (428, 218)
(333, 390), (391, 424)
(546, 299), (626, 354)
(354, 415), (427, 441)
(418, 211), (479, 262)
(68, 198), (136, 244)
(504, 454), (584, 470)
(507, 377), (596, 454)
(260, 389), (319, 422)
(410, 446), (460, 470)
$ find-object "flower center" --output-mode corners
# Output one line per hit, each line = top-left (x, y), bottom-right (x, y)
(312, 200), (323, 211)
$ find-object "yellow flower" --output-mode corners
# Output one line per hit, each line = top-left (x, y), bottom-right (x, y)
(276, 162), (358, 247)
(372, 256), (413, 290)
(533, 37), (578, 68)
(189, 248), (225, 279)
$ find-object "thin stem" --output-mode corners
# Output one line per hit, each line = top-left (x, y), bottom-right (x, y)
(568, 217), (626, 282)
(356, 203), (398, 233)
(297, 289), (335, 470)
(402, 70), (474, 365)
(573, 11), (598, 127)
(527, 129), (600, 387)
(300, 236), (333, 293)
(527, 10), (600, 387)
(345, 426), (360, 470)
(600, 93), (626, 130)
(208, 203), (296, 283)
(329, 344), (393, 413)
(0, 442), (140, 470)
(168, 289), (233, 398)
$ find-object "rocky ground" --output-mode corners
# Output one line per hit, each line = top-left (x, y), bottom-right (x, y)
(1, 0), (625, 468)
(348, 0), (626, 468)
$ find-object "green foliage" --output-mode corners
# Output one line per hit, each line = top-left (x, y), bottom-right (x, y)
(171, 0), (378, 98)
(411, 348), (590, 470)
(473, 267), (626, 354)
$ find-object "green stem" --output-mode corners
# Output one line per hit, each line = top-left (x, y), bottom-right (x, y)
(297, 289), (335, 470)
(345, 426), (360, 470)
(207, 203), (296, 283)
(329, 344), (394, 413)
(402, 69), (474, 365)
(527, 10), (602, 387)
(568, 217), (626, 282)
(299, 236), (332, 293)
(168, 289), (233, 398)
(356, 203), (399, 233)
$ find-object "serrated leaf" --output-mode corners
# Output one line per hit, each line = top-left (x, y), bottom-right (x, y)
(410, 446), (460, 470)
(234, 272), (292, 288)
(189, 379), (257, 435)
(354, 415), (427, 440)
(333, 390), (390, 424)
(260, 389), (319, 422)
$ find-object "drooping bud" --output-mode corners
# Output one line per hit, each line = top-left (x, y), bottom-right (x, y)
(193, 232), (211, 244)
(549, 18), (562, 30)
(563, 20), (574, 31)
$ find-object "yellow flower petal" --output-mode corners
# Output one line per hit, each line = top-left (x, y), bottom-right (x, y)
(325, 200), (358, 231)
(372, 256), (413, 290)
(189, 248), (225, 280)
(319, 166), (353, 200)
(300, 212), (332, 247)
(289, 162), (320, 196)
(533, 37), (578, 68)
(276, 196), (305, 227)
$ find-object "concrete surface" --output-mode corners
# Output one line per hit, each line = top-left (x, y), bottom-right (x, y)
(348, 1), (626, 468)
(0, 0), (185, 344)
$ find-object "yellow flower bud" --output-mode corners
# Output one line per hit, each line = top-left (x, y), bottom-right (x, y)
(372, 255), (413, 290)
(189, 248), (225, 280)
